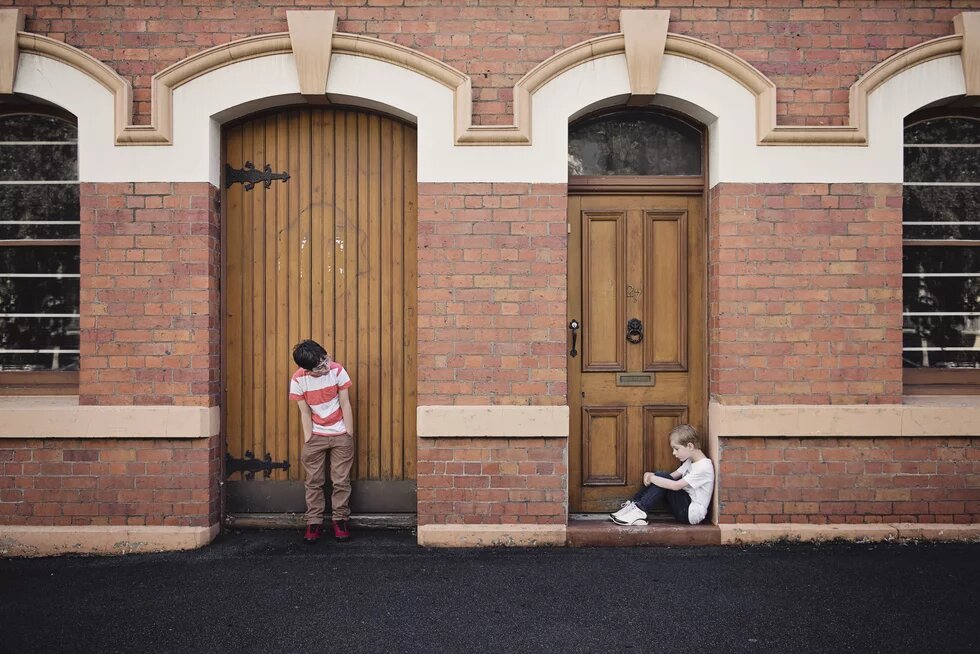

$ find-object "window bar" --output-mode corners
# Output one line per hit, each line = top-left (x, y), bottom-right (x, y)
(0, 180), (79, 185)
(0, 274), (81, 278)
(0, 349), (81, 354)
(0, 141), (78, 145)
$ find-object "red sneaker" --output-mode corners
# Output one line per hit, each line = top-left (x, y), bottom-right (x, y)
(303, 523), (322, 544)
(332, 519), (351, 542)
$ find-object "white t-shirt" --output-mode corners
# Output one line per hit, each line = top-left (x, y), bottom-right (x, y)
(676, 458), (714, 525)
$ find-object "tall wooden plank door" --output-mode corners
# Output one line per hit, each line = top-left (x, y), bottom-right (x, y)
(223, 108), (418, 514)
(568, 194), (706, 513)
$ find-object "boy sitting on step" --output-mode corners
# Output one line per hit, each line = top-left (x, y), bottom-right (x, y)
(611, 424), (714, 526)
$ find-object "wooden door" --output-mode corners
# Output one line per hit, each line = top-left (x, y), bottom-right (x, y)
(568, 194), (705, 513)
(223, 108), (417, 513)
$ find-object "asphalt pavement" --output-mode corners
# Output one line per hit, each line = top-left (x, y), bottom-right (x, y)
(1, 528), (978, 654)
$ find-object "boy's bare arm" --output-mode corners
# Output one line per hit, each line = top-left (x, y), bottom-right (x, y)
(339, 388), (354, 438)
(296, 400), (314, 443)
(643, 471), (689, 491)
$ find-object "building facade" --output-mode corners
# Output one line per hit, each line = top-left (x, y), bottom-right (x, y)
(1, 1), (979, 554)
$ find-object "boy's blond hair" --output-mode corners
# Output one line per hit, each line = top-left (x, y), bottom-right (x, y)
(668, 424), (701, 450)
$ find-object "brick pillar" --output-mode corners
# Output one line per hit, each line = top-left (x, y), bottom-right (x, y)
(79, 182), (220, 406)
(2, 181), (227, 531)
(415, 183), (569, 528)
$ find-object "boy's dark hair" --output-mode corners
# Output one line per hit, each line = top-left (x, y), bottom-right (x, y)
(668, 424), (701, 450)
(292, 339), (327, 371)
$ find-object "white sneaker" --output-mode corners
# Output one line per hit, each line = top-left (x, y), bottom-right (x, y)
(610, 501), (637, 520)
(612, 504), (648, 526)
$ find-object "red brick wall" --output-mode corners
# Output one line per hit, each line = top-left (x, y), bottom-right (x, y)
(710, 183), (903, 405)
(719, 437), (980, 524)
(417, 437), (567, 525)
(417, 183), (566, 406)
(79, 182), (220, 407)
(0, 436), (220, 527)
(17, 1), (967, 127)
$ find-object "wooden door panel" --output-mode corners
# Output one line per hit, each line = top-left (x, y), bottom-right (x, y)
(582, 211), (626, 371)
(644, 211), (687, 371)
(224, 109), (417, 494)
(582, 406), (627, 485)
(643, 406), (689, 476)
(569, 193), (704, 513)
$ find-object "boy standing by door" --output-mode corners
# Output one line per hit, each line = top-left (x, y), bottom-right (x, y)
(610, 424), (714, 526)
(289, 339), (355, 544)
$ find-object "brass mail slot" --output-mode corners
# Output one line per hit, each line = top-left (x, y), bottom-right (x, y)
(616, 372), (655, 387)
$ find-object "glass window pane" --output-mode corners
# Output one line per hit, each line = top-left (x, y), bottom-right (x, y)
(0, 184), (80, 240)
(0, 246), (80, 275)
(0, 277), (79, 314)
(905, 117), (980, 145)
(568, 111), (702, 176)
(904, 146), (980, 184)
(903, 186), (980, 240)
(0, 144), (78, 181)
(903, 246), (978, 275)
(903, 275), (980, 314)
(903, 315), (980, 369)
(0, 113), (79, 378)
(0, 114), (76, 142)
(0, 352), (79, 372)
(0, 317), (79, 372)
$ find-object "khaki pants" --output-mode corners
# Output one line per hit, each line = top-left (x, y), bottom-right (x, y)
(300, 434), (354, 524)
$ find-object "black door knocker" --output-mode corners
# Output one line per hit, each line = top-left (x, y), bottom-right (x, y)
(568, 319), (580, 357)
(626, 318), (643, 344)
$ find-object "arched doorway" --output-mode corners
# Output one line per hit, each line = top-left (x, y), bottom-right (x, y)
(222, 107), (418, 515)
(567, 108), (707, 513)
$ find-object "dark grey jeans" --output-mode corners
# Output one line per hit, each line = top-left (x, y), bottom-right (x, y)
(632, 471), (692, 524)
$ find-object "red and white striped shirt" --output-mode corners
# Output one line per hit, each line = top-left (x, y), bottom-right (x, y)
(288, 363), (353, 436)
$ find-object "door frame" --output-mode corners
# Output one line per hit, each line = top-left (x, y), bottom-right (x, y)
(566, 109), (709, 513)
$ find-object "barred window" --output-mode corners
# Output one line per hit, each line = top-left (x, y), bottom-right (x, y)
(903, 114), (980, 390)
(0, 112), (79, 394)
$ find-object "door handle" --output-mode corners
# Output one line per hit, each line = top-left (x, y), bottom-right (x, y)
(626, 318), (643, 344)
(568, 319), (580, 357)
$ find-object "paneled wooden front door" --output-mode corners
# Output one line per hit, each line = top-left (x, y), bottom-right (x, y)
(223, 108), (417, 513)
(568, 194), (705, 513)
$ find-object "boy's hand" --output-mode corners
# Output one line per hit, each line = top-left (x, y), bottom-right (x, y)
(643, 472), (654, 486)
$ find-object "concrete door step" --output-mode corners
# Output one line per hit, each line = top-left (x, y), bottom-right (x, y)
(225, 513), (416, 530)
(567, 514), (721, 547)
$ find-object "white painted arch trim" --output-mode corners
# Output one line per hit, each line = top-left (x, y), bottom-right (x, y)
(8, 31), (970, 185)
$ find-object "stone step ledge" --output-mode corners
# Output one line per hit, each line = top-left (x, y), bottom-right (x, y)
(0, 524), (220, 557)
(720, 523), (980, 544)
